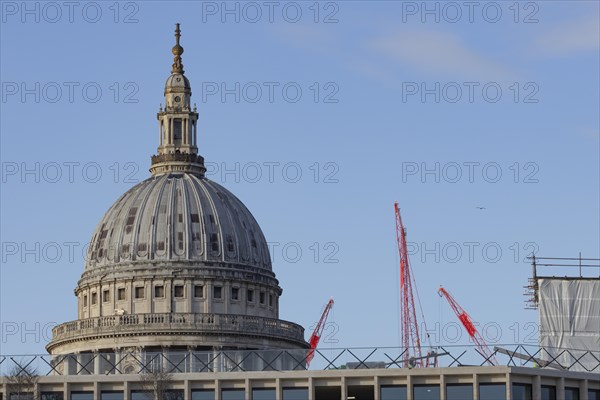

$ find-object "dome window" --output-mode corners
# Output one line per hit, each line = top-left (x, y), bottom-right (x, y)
(91, 293), (97, 305)
(231, 287), (239, 301)
(117, 288), (126, 301)
(226, 236), (235, 252)
(83, 295), (88, 307)
(269, 294), (274, 307)
(134, 287), (145, 299)
(247, 289), (254, 303)
(154, 286), (165, 298)
(178, 232), (184, 250)
(194, 285), (204, 298)
(259, 292), (266, 305)
(210, 234), (219, 252)
(174, 285), (184, 298)
(103, 290), (110, 303)
(173, 118), (182, 141)
(190, 213), (200, 223)
(213, 286), (222, 299)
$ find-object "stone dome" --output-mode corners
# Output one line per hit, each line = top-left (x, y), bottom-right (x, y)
(85, 173), (272, 274)
(47, 24), (308, 357)
(164, 73), (190, 94)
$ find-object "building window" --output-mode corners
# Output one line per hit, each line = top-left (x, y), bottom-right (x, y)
(154, 286), (165, 298)
(269, 294), (274, 307)
(513, 384), (532, 400)
(103, 290), (110, 303)
(414, 385), (440, 400)
(117, 288), (126, 301)
(83, 295), (88, 306)
(221, 390), (244, 400)
(247, 289), (254, 302)
(91, 292), (97, 305)
(589, 390), (600, 400)
(71, 393), (93, 400)
(191, 391), (214, 400)
(100, 392), (123, 400)
(541, 386), (556, 400)
(41, 393), (64, 400)
(165, 390), (184, 400)
(479, 384), (506, 400)
(231, 287), (239, 300)
(134, 287), (145, 299)
(565, 388), (579, 400)
(447, 384), (473, 400)
(251, 389), (275, 400)
(172, 118), (182, 141)
(282, 388), (308, 400)
(213, 286), (222, 299)
(226, 235), (234, 252)
(174, 285), (184, 298)
(259, 291), (266, 305)
(210, 233), (219, 252)
(194, 285), (204, 298)
(381, 386), (407, 400)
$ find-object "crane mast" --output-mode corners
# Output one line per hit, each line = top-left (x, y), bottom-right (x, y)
(438, 287), (498, 366)
(306, 298), (335, 367)
(394, 203), (423, 367)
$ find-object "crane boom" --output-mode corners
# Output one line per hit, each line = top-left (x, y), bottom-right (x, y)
(438, 287), (498, 366)
(306, 298), (334, 367)
(394, 203), (423, 367)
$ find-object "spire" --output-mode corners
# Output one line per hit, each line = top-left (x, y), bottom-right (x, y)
(150, 24), (205, 177)
(172, 23), (184, 73)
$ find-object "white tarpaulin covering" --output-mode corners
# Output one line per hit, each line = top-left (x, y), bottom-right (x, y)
(538, 278), (600, 372)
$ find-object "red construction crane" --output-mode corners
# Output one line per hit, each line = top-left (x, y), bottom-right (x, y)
(438, 287), (498, 366)
(306, 298), (334, 367)
(394, 203), (423, 367)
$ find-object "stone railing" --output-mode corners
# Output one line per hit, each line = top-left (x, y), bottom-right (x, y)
(151, 152), (205, 165)
(50, 313), (305, 343)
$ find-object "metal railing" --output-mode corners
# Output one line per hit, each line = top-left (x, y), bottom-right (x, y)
(1, 345), (598, 376)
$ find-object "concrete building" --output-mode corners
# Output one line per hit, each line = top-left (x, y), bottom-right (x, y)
(1, 25), (598, 400)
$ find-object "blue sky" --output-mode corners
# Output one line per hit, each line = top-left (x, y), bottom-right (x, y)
(1, 1), (599, 356)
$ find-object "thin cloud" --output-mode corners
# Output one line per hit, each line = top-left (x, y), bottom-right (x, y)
(370, 29), (514, 81)
(534, 17), (599, 57)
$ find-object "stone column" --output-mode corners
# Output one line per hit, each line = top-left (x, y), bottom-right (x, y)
(113, 348), (121, 375)
(275, 378), (282, 400)
(93, 350), (101, 375)
(193, 121), (197, 146)
(440, 374), (446, 400)
(557, 377), (565, 400)
(123, 380), (130, 400)
(581, 379), (588, 400)
(340, 376), (347, 400)
(533, 375), (541, 400)
(159, 120), (163, 146)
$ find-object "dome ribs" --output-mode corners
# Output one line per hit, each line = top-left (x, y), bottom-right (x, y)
(82, 175), (274, 272)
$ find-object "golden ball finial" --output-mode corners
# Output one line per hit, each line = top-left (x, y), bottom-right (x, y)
(171, 23), (184, 73)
